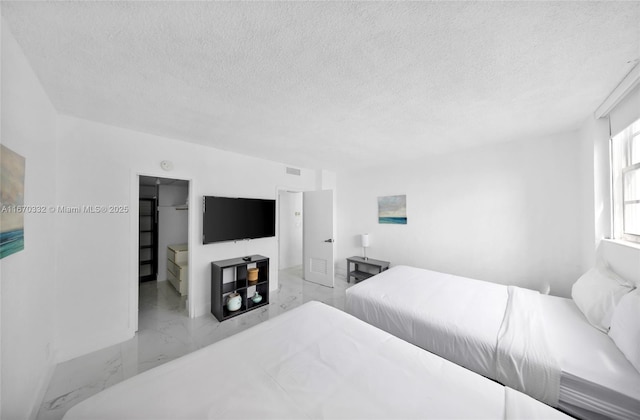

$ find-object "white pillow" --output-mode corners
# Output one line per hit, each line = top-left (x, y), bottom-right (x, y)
(609, 288), (640, 373)
(571, 265), (633, 332)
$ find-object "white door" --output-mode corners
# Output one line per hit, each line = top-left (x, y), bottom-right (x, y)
(303, 190), (335, 287)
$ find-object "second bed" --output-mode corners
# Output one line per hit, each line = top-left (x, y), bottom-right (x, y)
(345, 265), (640, 420)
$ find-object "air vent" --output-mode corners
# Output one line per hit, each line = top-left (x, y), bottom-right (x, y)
(286, 167), (301, 176)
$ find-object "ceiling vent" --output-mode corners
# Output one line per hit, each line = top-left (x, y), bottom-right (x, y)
(286, 167), (301, 176)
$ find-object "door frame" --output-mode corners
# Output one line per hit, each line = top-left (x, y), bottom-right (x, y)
(130, 171), (195, 333)
(276, 185), (336, 288)
(276, 186), (304, 274)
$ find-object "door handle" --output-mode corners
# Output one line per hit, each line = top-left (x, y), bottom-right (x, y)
(324, 239), (334, 243)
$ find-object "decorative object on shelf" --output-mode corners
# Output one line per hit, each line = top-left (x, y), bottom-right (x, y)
(361, 233), (370, 260)
(252, 291), (262, 304)
(378, 195), (407, 224)
(226, 292), (242, 312)
(248, 267), (259, 283)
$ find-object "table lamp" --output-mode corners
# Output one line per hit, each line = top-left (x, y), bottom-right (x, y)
(361, 233), (370, 260)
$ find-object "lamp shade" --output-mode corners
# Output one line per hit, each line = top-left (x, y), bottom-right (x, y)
(361, 234), (370, 248)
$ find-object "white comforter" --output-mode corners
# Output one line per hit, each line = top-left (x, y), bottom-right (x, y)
(496, 286), (561, 406)
(346, 265), (561, 406)
(64, 301), (568, 420)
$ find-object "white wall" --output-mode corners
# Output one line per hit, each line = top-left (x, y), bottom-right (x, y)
(598, 239), (640, 287)
(579, 115), (611, 261)
(278, 191), (303, 269)
(158, 183), (189, 282)
(337, 130), (589, 298)
(1, 22), (58, 419)
(54, 115), (319, 362)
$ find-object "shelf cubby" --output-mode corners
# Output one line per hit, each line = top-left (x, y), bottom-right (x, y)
(211, 255), (269, 322)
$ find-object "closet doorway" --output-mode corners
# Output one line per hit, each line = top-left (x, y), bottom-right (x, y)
(138, 176), (190, 323)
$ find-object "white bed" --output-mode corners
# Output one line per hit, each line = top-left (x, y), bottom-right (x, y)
(63, 301), (570, 420)
(345, 265), (640, 420)
(541, 295), (640, 420)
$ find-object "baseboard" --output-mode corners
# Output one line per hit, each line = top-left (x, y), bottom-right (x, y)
(55, 328), (135, 364)
(334, 264), (347, 279)
(28, 352), (56, 420)
(193, 299), (211, 318)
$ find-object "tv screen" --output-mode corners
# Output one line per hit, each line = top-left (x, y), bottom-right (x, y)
(203, 196), (276, 244)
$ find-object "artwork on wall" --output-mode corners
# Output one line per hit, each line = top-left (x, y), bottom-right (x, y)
(0, 145), (26, 259)
(378, 195), (407, 224)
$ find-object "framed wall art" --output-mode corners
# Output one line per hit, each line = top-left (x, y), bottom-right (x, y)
(1, 145), (26, 259)
(378, 195), (407, 224)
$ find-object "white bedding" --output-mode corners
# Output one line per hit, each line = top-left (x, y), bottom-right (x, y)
(345, 265), (508, 380)
(345, 265), (640, 420)
(541, 295), (640, 420)
(63, 301), (569, 420)
(495, 286), (560, 407)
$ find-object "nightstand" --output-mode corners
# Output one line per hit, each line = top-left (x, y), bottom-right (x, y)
(346, 256), (390, 283)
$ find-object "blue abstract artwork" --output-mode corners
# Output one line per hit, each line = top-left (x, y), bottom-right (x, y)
(378, 195), (407, 224)
(1, 145), (25, 259)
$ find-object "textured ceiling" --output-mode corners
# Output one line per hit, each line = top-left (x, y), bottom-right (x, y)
(2, 1), (639, 171)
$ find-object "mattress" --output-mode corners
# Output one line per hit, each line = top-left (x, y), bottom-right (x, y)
(540, 295), (640, 420)
(345, 265), (509, 380)
(345, 265), (560, 405)
(345, 265), (640, 420)
(63, 301), (569, 420)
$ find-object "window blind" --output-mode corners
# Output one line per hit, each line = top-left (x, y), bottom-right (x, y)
(610, 83), (640, 137)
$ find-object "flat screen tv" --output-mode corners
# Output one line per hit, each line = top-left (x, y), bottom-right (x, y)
(203, 196), (276, 244)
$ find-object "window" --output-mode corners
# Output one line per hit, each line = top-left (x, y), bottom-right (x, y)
(611, 118), (640, 243)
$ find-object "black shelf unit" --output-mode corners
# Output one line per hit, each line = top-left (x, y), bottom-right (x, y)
(139, 198), (158, 282)
(211, 255), (269, 321)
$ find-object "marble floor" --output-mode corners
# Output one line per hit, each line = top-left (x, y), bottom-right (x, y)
(37, 267), (352, 420)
